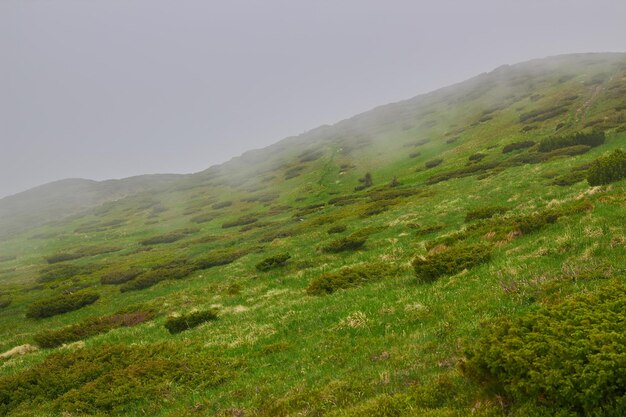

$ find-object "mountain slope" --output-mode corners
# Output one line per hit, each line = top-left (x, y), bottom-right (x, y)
(0, 52), (625, 416)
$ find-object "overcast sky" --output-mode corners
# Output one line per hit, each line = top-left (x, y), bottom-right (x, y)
(1, 0), (625, 198)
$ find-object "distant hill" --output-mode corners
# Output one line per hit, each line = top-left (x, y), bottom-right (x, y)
(0, 174), (183, 238)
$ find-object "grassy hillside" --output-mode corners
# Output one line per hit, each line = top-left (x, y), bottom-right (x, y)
(0, 52), (625, 416)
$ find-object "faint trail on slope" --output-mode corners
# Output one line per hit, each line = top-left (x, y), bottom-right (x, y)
(574, 73), (616, 126)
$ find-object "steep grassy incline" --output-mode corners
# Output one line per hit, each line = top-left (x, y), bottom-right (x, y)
(0, 53), (625, 416)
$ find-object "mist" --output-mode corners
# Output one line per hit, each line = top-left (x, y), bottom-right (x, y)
(2, 0), (625, 198)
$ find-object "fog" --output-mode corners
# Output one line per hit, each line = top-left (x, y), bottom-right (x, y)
(1, 0), (625, 198)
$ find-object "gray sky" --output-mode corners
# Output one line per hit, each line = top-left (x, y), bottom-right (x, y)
(1, 0), (625, 198)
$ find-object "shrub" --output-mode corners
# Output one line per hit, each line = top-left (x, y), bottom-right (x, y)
(0, 343), (234, 415)
(538, 130), (605, 152)
(195, 248), (249, 269)
(165, 310), (218, 334)
(44, 246), (120, 264)
(320, 234), (367, 253)
(502, 140), (535, 153)
(424, 158), (443, 169)
(408, 223), (445, 236)
(26, 291), (100, 319)
(426, 161), (500, 184)
(39, 263), (100, 283)
(190, 212), (216, 224)
(327, 225), (347, 234)
(307, 263), (395, 295)
(34, 309), (154, 348)
(139, 228), (198, 245)
(119, 262), (196, 292)
(212, 200), (232, 209)
(587, 149), (626, 185)
(464, 206), (509, 222)
(354, 172), (373, 191)
(468, 152), (486, 162)
(0, 255), (15, 263)
(413, 244), (491, 283)
(519, 104), (569, 123)
(255, 253), (291, 272)
(409, 152), (421, 158)
(0, 297), (11, 309)
(463, 283), (626, 415)
(100, 268), (143, 285)
(221, 215), (258, 229)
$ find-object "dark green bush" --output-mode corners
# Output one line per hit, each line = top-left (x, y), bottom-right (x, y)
(44, 246), (120, 264)
(307, 263), (395, 295)
(195, 248), (249, 269)
(139, 228), (198, 245)
(538, 130), (605, 152)
(119, 261), (196, 292)
(165, 310), (218, 334)
(327, 225), (347, 234)
(468, 153), (486, 162)
(0, 255), (16, 263)
(424, 158), (443, 169)
(190, 212), (216, 224)
(587, 149), (626, 185)
(221, 215), (258, 229)
(34, 309), (155, 348)
(285, 165), (305, 180)
(0, 297), (11, 309)
(255, 253), (291, 272)
(26, 291), (100, 319)
(519, 104), (569, 123)
(320, 234), (367, 253)
(38, 263), (100, 283)
(463, 283), (626, 416)
(407, 223), (445, 236)
(426, 161), (500, 184)
(413, 244), (491, 283)
(502, 140), (536, 153)
(0, 343), (233, 415)
(464, 206), (509, 222)
(212, 200), (233, 209)
(100, 268), (143, 285)
(354, 172), (374, 191)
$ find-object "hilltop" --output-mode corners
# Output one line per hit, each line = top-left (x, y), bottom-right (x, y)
(0, 52), (625, 416)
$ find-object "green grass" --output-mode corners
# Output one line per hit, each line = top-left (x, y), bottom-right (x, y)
(0, 53), (625, 416)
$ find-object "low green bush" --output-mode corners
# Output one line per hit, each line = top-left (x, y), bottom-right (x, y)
(165, 310), (218, 334)
(39, 263), (101, 283)
(463, 283), (626, 415)
(255, 253), (291, 272)
(327, 225), (347, 234)
(45, 246), (121, 264)
(354, 172), (374, 191)
(413, 244), (492, 283)
(0, 343), (234, 415)
(34, 309), (155, 348)
(119, 261), (196, 292)
(26, 291), (100, 319)
(320, 234), (367, 253)
(307, 263), (395, 295)
(468, 153), (486, 162)
(100, 268), (143, 285)
(502, 140), (535, 153)
(212, 200), (233, 209)
(464, 206), (509, 222)
(195, 248), (249, 269)
(519, 103), (569, 124)
(587, 149), (626, 185)
(0, 297), (11, 309)
(189, 212), (216, 224)
(538, 130), (605, 152)
(139, 228), (198, 245)
(407, 223), (445, 236)
(221, 215), (258, 229)
(424, 158), (443, 169)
